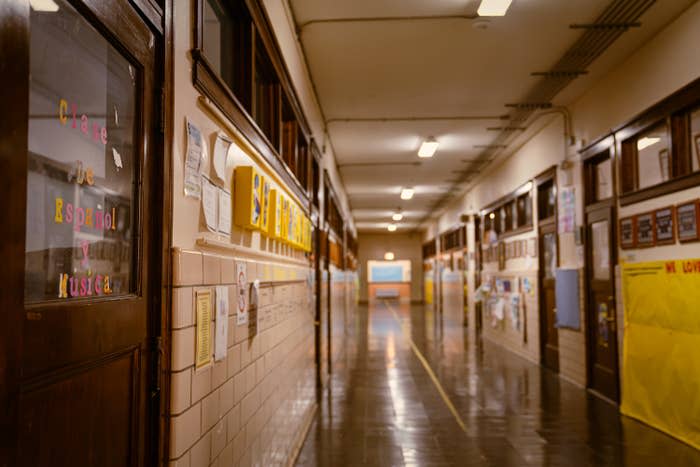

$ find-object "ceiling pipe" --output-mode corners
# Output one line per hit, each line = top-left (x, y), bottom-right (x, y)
(326, 115), (507, 124)
(298, 14), (478, 33)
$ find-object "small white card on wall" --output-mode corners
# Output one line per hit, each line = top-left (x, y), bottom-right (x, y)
(236, 262), (248, 325)
(214, 285), (229, 361)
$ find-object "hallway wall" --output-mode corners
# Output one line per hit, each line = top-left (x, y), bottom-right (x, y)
(425, 0), (700, 389)
(357, 233), (424, 303)
(166, 1), (352, 466)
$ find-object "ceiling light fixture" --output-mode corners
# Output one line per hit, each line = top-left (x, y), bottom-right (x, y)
(400, 188), (414, 200)
(392, 212), (403, 221)
(30, 0), (59, 11)
(637, 137), (660, 151)
(384, 252), (395, 261)
(478, 0), (513, 17)
(387, 224), (398, 232)
(489, 212), (496, 219)
(418, 137), (440, 158)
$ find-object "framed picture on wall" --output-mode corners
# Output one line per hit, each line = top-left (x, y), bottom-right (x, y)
(654, 207), (676, 245)
(658, 149), (670, 182)
(636, 212), (656, 247)
(677, 200), (700, 242)
(619, 216), (637, 249)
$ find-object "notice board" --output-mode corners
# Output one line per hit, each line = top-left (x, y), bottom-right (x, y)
(621, 259), (700, 450)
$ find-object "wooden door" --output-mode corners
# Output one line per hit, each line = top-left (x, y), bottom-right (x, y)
(2, 1), (160, 465)
(539, 221), (559, 372)
(585, 206), (620, 402)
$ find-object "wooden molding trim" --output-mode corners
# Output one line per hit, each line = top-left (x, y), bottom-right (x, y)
(192, 51), (309, 204)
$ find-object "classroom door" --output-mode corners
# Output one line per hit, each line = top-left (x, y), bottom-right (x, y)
(539, 222), (559, 372)
(585, 206), (620, 402)
(3, 1), (160, 465)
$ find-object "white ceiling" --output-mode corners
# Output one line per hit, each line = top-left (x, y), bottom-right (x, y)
(288, 0), (696, 233)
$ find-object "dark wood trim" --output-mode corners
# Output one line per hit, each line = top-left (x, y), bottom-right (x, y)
(0, 2), (29, 465)
(479, 180), (534, 215)
(580, 134), (615, 161)
(245, 0), (311, 136)
(535, 165), (557, 186)
(129, 0), (164, 33)
(159, 0), (174, 464)
(192, 51), (309, 204)
(612, 75), (700, 136)
(619, 170), (700, 206)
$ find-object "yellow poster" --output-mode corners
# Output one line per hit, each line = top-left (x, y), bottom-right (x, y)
(195, 289), (213, 369)
(621, 259), (700, 450)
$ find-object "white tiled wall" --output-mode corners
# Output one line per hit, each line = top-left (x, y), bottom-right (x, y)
(169, 249), (315, 467)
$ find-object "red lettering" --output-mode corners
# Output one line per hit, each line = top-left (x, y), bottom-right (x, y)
(665, 262), (676, 273)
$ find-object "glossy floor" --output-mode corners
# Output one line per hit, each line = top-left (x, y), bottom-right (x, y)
(295, 301), (700, 466)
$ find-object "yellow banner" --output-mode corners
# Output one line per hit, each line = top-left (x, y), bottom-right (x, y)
(621, 259), (700, 450)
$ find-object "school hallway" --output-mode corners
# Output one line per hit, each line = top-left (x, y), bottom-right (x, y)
(295, 300), (700, 467)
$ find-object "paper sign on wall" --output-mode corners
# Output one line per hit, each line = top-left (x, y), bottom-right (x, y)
(195, 289), (212, 369)
(558, 186), (576, 234)
(218, 187), (231, 236)
(212, 133), (231, 182)
(202, 175), (218, 233)
(214, 286), (229, 361)
(236, 262), (248, 325)
(185, 119), (204, 199)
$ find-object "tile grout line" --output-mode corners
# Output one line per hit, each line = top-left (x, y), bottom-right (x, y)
(382, 300), (469, 436)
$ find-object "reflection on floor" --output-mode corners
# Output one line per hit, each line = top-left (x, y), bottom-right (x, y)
(295, 301), (700, 466)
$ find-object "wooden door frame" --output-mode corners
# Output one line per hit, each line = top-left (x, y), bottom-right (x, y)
(581, 138), (621, 403)
(0, 1), (171, 465)
(537, 219), (559, 370)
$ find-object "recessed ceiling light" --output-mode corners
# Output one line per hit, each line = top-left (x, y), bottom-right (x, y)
(637, 137), (660, 151)
(30, 0), (59, 11)
(489, 212), (495, 219)
(418, 137), (439, 158)
(392, 212), (403, 221)
(384, 252), (395, 260)
(478, 0), (513, 17)
(400, 188), (414, 200)
(387, 224), (397, 232)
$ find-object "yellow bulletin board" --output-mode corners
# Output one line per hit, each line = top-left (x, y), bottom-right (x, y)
(260, 177), (271, 234)
(233, 166), (262, 230)
(621, 259), (700, 450)
(268, 189), (282, 239)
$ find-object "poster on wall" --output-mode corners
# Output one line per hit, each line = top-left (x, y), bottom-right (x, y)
(185, 119), (204, 199)
(558, 186), (576, 234)
(654, 208), (675, 245)
(195, 289), (212, 369)
(619, 216), (637, 249)
(214, 285), (229, 361)
(621, 259), (700, 450)
(212, 132), (231, 182)
(677, 201), (699, 242)
(636, 212), (655, 247)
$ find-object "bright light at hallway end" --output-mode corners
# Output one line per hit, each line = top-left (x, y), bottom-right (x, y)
(387, 224), (397, 232)
(478, 0), (513, 16)
(400, 188), (414, 200)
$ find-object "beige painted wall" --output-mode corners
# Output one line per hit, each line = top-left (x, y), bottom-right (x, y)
(357, 233), (424, 302)
(425, 1), (700, 388)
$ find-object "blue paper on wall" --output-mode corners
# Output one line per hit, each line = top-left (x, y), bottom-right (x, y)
(555, 268), (580, 330)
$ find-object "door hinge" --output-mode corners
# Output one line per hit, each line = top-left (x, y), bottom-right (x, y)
(159, 87), (166, 134)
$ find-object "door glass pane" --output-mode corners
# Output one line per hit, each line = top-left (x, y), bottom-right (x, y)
(543, 233), (557, 280)
(637, 123), (670, 189)
(691, 108), (700, 173)
(591, 221), (610, 281)
(26, 1), (138, 302)
(595, 158), (613, 200)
